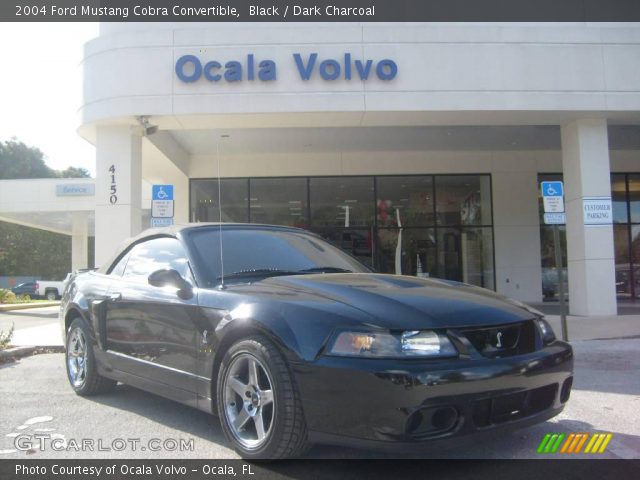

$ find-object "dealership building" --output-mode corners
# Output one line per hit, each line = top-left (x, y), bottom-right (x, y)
(2, 22), (640, 316)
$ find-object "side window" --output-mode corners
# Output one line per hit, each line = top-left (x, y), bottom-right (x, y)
(122, 237), (191, 283)
(109, 253), (130, 277)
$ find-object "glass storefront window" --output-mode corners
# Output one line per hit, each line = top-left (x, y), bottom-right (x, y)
(375, 176), (434, 227)
(629, 174), (640, 224)
(190, 174), (494, 289)
(310, 177), (374, 228)
(435, 176), (492, 226)
(538, 172), (640, 300)
(539, 226), (568, 299)
(310, 227), (374, 269)
(190, 179), (248, 223)
(437, 227), (494, 289)
(612, 174), (628, 224)
(376, 228), (437, 277)
(614, 225), (632, 297)
(249, 178), (308, 228)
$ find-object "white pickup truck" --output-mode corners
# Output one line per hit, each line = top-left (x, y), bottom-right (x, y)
(35, 273), (72, 300)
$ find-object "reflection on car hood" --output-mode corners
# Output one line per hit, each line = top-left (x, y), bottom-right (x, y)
(256, 273), (535, 329)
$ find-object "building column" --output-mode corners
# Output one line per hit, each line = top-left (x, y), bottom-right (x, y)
(492, 170), (543, 303)
(95, 126), (142, 267)
(561, 119), (617, 316)
(71, 212), (89, 271)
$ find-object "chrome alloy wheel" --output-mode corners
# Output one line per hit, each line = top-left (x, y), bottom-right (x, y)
(67, 327), (88, 388)
(223, 353), (275, 449)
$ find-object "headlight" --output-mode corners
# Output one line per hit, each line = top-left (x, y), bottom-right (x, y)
(327, 330), (457, 358)
(535, 318), (556, 344)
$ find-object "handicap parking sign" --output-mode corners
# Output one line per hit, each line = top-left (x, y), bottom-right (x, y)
(541, 181), (563, 198)
(152, 185), (174, 201)
(541, 181), (564, 213)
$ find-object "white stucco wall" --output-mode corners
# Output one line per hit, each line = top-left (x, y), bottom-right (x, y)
(80, 22), (640, 134)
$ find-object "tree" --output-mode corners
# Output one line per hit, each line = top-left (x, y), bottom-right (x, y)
(0, 138), (91, 179)
(0, 138), (93, 280)
(0, 138), (55, 179)
(0, 223), (70, 280)
(59, 166), (91, 178)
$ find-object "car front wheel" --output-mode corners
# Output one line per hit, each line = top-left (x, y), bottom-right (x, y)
(216, 335), (308, 459)
(65, 318), (116, 396)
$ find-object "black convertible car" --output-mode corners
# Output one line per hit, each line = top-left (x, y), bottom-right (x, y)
(60, 223), (573, 458)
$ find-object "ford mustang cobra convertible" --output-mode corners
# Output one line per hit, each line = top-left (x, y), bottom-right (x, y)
(60, 224), (573, 458)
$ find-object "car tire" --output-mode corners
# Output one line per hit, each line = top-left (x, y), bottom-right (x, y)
(46, 290), (58, 301)
(216, 335), (308, 459)
(65, 318), (116, 396)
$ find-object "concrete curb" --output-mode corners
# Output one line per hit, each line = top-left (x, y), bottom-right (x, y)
(0, 302), (60, 312)
(0, 345), (65, 362)
(0, 346), (35, 360)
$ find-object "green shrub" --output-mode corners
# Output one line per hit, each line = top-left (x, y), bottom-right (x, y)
(17, 293), (31, 303)
(0, 323), (14, 349)
(0, 289), (17, 304)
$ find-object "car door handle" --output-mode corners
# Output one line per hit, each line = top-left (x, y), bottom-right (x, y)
(108, 292), (122, 302)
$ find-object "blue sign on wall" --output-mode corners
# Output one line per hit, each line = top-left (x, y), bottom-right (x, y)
(541, 181), (564, 197)
(152, 185), (173, 201)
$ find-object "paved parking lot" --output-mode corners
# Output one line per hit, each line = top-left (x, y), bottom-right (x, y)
(0, 339), (638, 459)
(0, 306), (62, 347)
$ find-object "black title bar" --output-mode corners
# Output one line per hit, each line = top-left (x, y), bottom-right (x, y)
(1, 459), (639, 480)
(4, 0), (640, 22)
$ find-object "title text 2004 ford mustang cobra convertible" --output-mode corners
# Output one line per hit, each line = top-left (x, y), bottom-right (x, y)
(60, 224), (573, 458)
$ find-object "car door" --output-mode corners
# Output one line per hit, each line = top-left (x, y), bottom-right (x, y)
(104, 236), (200, 398)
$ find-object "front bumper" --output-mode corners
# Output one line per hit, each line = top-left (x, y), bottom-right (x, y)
(292, 341), (573, 447)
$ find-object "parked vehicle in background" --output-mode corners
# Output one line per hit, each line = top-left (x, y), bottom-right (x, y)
(35, 276), (69, 300)
(10, 282), (37, 297)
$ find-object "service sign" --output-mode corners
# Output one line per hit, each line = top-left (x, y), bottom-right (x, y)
(56, 184), (95, 196)
(583, 197), (613, 226)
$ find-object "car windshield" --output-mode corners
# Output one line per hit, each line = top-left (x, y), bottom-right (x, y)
(187, 227), (371, 287)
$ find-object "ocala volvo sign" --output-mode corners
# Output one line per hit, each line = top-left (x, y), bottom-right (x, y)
(175, 53), (398, 83)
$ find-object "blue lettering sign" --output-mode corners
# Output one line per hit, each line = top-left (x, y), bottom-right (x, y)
(355, 59), (372, 80)
(293, 53), (316, 80)
(203, 61), (222, 81)
(175, 55), (202, 83)
(175, 53), (397, 83)
(319, 59), (341, 80)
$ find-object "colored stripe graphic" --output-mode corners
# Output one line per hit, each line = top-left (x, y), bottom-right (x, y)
(589, 434), (607, 454)
(560, 433), (575, 453)
(574, 433), (589, 453)
(550, 433), (565, 453)
(584, 433), (599, 453)
(537, 433), (552, 453)
(545, 434), (559, 453)
(598, 434), (613, 453)
(538, 433), (612, 454)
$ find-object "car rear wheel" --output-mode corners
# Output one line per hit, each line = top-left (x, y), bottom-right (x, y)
(216, 335), (308, 459)
(65, 318), (116, 396)
(46, 290), (57, 301)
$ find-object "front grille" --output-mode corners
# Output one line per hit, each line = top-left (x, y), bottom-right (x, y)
(472, 384), (558, 427)
(460, 320), (536, 358)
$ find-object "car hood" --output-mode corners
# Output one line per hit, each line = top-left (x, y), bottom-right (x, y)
(258, 273), (536, 329)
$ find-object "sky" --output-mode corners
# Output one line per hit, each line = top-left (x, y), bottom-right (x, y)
(0, 22), (99, 176)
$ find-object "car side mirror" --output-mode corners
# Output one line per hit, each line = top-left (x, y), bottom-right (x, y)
(148, 268), (193, 299)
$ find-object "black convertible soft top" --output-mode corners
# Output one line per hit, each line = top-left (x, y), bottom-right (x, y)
(95, 222), (308, 274)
